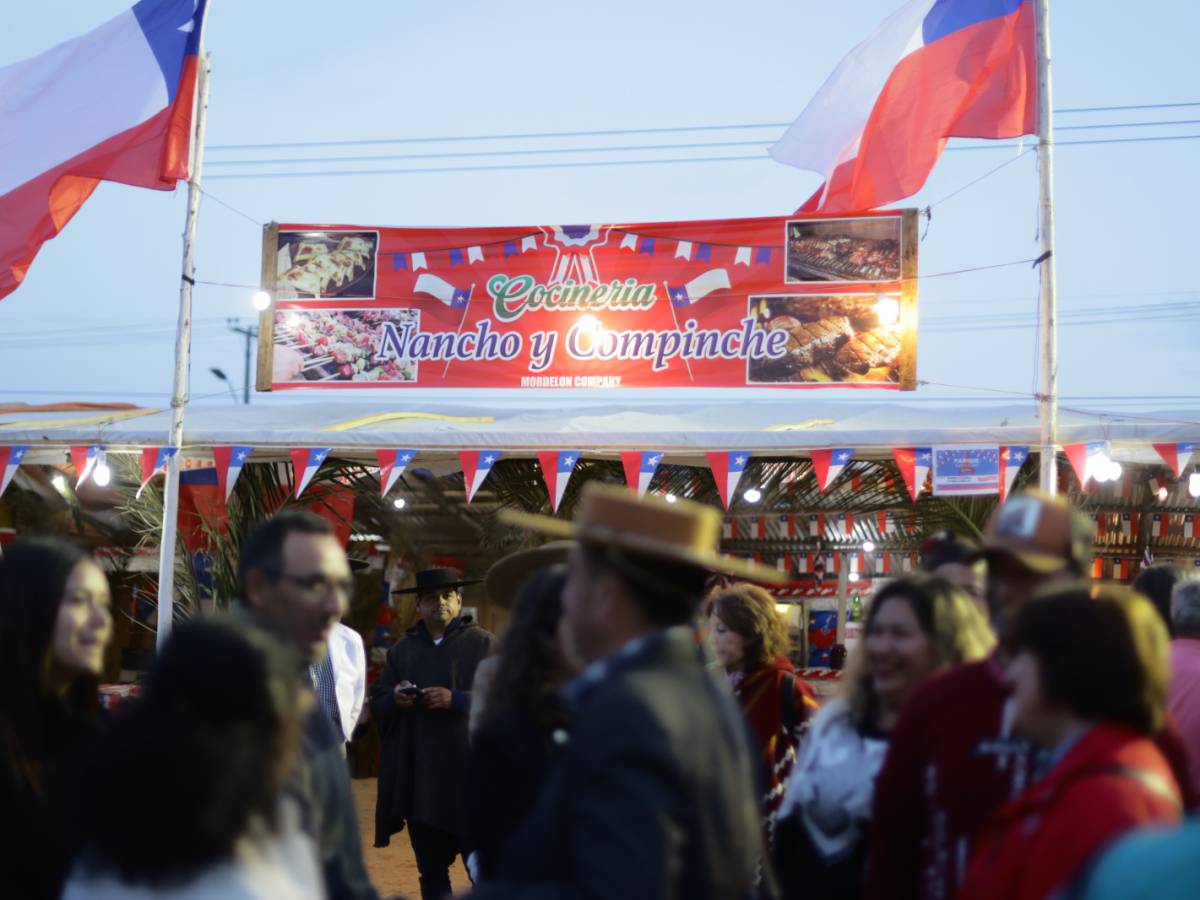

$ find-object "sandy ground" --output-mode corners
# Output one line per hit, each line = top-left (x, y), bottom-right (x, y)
(352, 777), (473, 899)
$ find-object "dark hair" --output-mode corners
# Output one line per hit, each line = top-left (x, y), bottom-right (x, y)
(237, 509), (334, 601)
(1014, 583), (1169, 735)
(0, 537), (98, 788)
(482, 566), (569, 731)
(704, 583), (789, 672)
(920, 531), (980, 572)
(72, 617), (306, 885)
(579, 543), (708, 627)
(1132, 564), (1180, 637)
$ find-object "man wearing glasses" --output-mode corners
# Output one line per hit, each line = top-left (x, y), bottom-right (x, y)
(372, 567), (495, 900)
(239, 510), (380, 900)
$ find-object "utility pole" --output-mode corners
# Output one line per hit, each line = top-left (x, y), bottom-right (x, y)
(227, 318), (258, 404)
(1035, 0), (1059, 495)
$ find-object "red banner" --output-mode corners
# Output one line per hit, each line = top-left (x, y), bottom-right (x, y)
(258, 211), (917, 391)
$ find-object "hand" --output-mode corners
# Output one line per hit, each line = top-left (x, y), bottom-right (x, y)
(393, 681), (417, 708)
(421, 686), (453, 710)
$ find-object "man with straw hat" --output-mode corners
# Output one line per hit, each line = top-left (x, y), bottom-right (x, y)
(470, 482), (783, 899)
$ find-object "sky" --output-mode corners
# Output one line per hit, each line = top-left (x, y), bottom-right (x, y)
(1, 0), (1198, 414)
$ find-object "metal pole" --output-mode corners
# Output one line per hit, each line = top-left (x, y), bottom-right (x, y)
(156, 51), (211, 649)
(1035, 0), (1059, 495)
(242, 328), (251, 403)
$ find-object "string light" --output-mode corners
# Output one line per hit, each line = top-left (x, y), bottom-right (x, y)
(1189, 472), (1200, 499)
(742, 487), (762, 503)
(862, 540), (877, 553)
(92, 451), (111, 487)
(393, 497), (407, 509)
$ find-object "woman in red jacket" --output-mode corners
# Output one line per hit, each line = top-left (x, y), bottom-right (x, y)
(707, 583), (818, 847)
(960, 584), (1183, 900)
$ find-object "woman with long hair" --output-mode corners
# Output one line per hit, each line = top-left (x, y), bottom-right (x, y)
(464, 564), (573, 881)
(959, 584), (1182, 900)
(62, 617), (322, 899)
(0, 537), (112, 899)
(775, 573), (995, 900)
(706, 583), (819, 850)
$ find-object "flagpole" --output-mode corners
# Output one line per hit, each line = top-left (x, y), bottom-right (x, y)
(156, 49), (211, 650)
(1035, 0), (1059, 495)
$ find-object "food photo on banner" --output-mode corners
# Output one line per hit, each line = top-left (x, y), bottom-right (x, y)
(255, 211), (918, 391)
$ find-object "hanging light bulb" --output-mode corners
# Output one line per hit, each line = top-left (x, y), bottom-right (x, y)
(1106, 458), (1123, 483)
(1158, 485), (1169, 502)
(393, 497), (407, 510)
(92, 451), (111, 488)
(252, 290), (271, 311)
(663, 493), (677, 504)
(848, 571), (861, 583)
(742, 487), (762, 503)
(1190, 472), (1200, 499)
(862, 540), (876, 553)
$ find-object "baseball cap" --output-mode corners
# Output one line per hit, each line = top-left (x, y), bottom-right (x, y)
(980, 491), (1095, 576)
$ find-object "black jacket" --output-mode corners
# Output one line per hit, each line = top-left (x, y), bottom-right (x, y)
(371, 615), (494, 845)
(471, 626), (766, 900)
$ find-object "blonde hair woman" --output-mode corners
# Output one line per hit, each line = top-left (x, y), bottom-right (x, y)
(775, 573), (994, 900)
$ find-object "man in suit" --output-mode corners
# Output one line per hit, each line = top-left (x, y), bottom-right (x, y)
(470, 482), (780, 900)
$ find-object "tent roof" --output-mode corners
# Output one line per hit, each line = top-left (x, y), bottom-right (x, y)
(3, 397), (1198, 462)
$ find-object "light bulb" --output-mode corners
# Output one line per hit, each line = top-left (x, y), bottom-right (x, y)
(848, 571), (861, 583)
(1190, 472), (1200, 499)
(862, 540), (876, 553)
(92, 462), (111, 487)
(1158, 486), (1169, 502)
(874, 295), (900, 326)
(774, 603), (790, 615)
(393, 497), (407, 510)
(1107, 459), (1123, 482)
(664, 493), (677, 504)
(252, 290), (271, 311)
(742, 487), (762, 503)
(51, 474), (67, 492)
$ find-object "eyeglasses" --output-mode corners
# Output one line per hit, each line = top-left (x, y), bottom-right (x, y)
(274, 572), (353, 598)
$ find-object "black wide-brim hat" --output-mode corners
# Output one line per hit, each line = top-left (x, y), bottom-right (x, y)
(392, 566), (481, 595)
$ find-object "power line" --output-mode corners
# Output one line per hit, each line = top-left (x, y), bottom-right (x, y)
(925, 148), (1035, 209)
(196, 186), (262, 227)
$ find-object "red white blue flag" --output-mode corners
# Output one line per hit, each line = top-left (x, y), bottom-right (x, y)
(771, 0), (1036, 213)
(893, 447), (932, 501)
(291, 447), (330, 499)
(0, 0), (209, 299)
(537, 451), (580, 513)
(708, 451), (751, 510)
(1150, 514), (1167, 539)
(1062, 441), (1108, 487)
(666, 268), (733, 307)
(998, 445), (1029, 502)
(807, 513), (825, 538)
(621, 451), (663, 498)
(460, 450), (501, 503)
(70, 445), (103, 487)
(1153, 442), (1197, 479)
(0, 446), (28, 498)
(213, 445), (253, 502)
(811, 448), (853, 492)
(1185, 515), (1196, 540)
(140, 446), (178, 483)
(377, 449), (416, 498)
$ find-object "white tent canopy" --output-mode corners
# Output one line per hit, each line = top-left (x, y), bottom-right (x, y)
(4, 397), (1197, 463)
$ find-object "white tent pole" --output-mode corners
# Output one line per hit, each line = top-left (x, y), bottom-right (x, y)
(1035, 0), (1059, 495)
(156, 50), (212, 650)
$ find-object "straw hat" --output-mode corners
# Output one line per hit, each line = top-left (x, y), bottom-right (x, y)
(485, 541), (574, 610)
(499, 482), (786, 584)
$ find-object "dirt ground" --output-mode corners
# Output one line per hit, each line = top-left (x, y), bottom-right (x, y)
(352, 777), (473, 899)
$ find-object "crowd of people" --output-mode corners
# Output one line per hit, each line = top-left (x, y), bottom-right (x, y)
(2, 484), (1200, 899)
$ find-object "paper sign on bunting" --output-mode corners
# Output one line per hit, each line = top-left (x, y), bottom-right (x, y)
(621, 451), (663, 498)
(213, 446), (254, 502)
(377, 449), (417, 497)
(932, 446), (1001, 496)
(537, 451), (581, 513)
(707, 451), (751, 509)
(0, 446), (27, 498)
(460, 450), (501, 503)
(291, 448), (331, 498)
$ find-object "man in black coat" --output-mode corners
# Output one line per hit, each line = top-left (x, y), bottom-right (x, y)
(372, 567), (494, 900)
(471, 483), (778, 900)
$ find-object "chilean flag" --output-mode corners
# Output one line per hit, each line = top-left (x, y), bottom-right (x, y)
(291, 447), (330, 499)
(621, 451), (663, 498)
(213, 445), (253, 502)
(1150, 514), (1168, 539)
(537, 451), (580, 513)
(771, 0), (1035, 213)
(460, 450), (501, 503)
(812, 448), (854, 492)
(708, 451), (751, 509)
(140, 446), (178, 483)
(998, 445), (1029, 502)
(377, 449), (417, 498)
(0, 446), (28, 498)
(1185, 515), (1196, 540)
(807, 513), (825, 538)
(1063, 441), (1108, 487)
(1, 0), (209, 299)
(893, 447), (932, 501)
(70, 445), (102, 487)
(1153, 442), (1197, 479)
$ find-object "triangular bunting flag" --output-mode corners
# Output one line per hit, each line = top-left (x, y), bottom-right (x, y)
(377, 449), (417, 497)
(1153, 442), (1197, 479)
(1062, 441), (1107, 487)
(291, 447), (331, 499)
(621, 451), (663, 497)
(537, 451), (581, 513)
(71, 445), (101, 487)
(213, 446), (254, 502)
(140, 447), (178, 483)
(998, 446), (1029, 503)
(811, 448), (853, 492)
(459, 450), (502, 503)
(707, 451), (751, 509)
(892, 448), (931, 502)
(0, 446), (28, 498)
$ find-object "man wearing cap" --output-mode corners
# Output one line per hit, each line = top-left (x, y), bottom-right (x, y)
(866, 492), (1095, 900)
(371, 567), (494, 900)
(470, 482), (772, 900)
